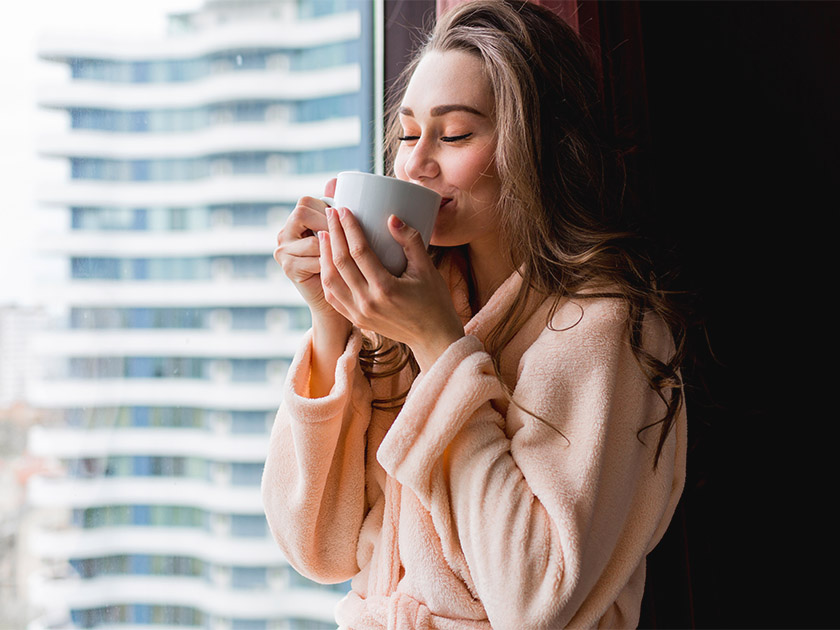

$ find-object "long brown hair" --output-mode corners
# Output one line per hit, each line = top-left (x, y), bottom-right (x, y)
(364, 0), (687, 466)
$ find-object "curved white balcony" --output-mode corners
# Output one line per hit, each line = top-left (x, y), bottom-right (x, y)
(39, 227), (281, 257)
(31, 329), (303, 359)
(27, 477), (263, 513)
(29, 574), (342, 623)
(28, 426), (269, 462)
(32, 277), (305, 308)
(38, 65), (361, 110)
(29, 527), (286, 568)
(38, 11), (361, 62)
(27, 378), (285, 410)
(38, 118), (361, 161)
(37, 172), (334, 207)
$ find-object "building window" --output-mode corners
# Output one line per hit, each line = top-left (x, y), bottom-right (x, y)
(231, 567), (268, 590)
(231, 411), (270, 434)
(230, 514), (268, 538)
(231, 462), (264, 486)
(230, 307), (267, 329)
(231, 359), (267, 382)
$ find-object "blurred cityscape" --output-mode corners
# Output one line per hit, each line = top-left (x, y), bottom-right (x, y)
(1, 0), (374, 628)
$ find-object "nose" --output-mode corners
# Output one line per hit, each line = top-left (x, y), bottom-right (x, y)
(402, 137), (439, 182)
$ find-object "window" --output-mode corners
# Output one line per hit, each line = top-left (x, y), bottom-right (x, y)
(231, 359), (267, 382)
(17, 1), (385, 628)
(231, 411), (270, 434)
(231, 462), (264, 486)
(230, 514), (267, 538)
(230, 307), (267, 329)
(232, 567), (267, 589)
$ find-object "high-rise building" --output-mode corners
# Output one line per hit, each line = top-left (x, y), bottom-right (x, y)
(25, 1), (373, 628)
(1, 306), (48, 407)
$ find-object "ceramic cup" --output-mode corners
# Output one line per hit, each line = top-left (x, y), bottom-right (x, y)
(321, 171), (442, 276)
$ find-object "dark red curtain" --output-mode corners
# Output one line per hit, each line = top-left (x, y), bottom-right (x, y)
(385, 1), (839, 627)
(387, 1), (690, 627)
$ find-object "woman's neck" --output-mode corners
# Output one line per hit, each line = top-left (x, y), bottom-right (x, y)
(467, 239), (516, 311)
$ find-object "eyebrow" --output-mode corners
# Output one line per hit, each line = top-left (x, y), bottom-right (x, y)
(399, 104), (486, 118)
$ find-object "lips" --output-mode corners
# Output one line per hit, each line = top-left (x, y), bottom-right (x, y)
(439, 198), (453, 209)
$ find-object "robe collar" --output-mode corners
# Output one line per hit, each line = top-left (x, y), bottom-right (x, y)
(438, 250), (525, 344)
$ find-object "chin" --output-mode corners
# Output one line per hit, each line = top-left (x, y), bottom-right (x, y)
(429, 234), (467, 249)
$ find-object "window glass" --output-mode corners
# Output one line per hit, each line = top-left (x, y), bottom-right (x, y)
(230, 514), (268, 538)
(231, 462), (264, 486)
(17, 2), (378, 628)
(231, 411), (270, 434)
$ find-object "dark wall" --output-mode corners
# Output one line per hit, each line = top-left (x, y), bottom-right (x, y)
(384, 0), (437, 101)
(635, 2), (838, 627)
(382, 0), (838, 626)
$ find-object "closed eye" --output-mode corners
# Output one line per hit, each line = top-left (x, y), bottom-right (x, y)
(441, 133), (472, 142)
(397, 133), (473, 143)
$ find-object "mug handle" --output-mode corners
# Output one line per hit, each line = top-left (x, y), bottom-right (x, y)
(320, 196), (335, 207)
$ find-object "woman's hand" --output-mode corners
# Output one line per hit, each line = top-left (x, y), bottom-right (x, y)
(275, 178), (351, 398)
(319, 206), (465, 372)
(274, 179), (346, 324)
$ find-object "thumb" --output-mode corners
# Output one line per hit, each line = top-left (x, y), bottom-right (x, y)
(324, 177), (337, 198)
(388, 215), (430, 267)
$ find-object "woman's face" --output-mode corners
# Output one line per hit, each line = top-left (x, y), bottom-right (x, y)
(394, 50), (502, 249)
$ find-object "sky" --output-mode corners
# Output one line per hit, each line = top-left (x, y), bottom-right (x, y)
(0, 0), (203, 307)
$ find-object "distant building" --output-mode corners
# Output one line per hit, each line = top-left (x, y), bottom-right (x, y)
(0, 306), (48, 407)
(1, 403), (57, 630)
(26, 1), (373, 628)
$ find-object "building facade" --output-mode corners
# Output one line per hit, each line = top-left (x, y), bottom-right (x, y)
(1, 306), (48, 407)
(25, 1), (373, 628)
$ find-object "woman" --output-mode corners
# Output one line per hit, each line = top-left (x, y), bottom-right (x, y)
(263, 1), (687, 628)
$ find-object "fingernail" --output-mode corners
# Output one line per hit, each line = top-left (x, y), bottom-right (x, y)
(390, 215), (405, 229)
(337, 207), (348, 220)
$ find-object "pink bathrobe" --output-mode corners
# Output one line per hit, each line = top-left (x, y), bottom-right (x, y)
(261, 255), (686, 629)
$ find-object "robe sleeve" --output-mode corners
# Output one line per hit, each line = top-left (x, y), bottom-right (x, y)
(261, 327), (374, 583)
(376, 300), (686, 629)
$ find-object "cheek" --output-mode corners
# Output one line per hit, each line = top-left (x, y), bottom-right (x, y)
(394, 148), (408, 180)
(458, 152), (499, 198)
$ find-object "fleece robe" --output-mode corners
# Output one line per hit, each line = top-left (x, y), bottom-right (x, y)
(261, 254), (687, 630)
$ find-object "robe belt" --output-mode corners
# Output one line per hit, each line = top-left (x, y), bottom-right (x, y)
(337, 591), (491, 630)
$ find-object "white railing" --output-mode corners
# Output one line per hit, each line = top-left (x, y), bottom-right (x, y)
(37, 65), (361, 110)
(36, 172), (333, 207)
(27, 426), (270, 461)
(27, 378), (286, 410)
(38, 227), (280, 257)
(27, 476), (263, 513)
(31, 277), (305, 307)
(29, 526), (287, 567)
(37, 11), (361, 61)
(28, 573), (341, 623)
(31, 329), (303, 359)
(39, 118), (360, 160)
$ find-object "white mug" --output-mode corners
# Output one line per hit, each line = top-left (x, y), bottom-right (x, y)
(321, 171), (441, 276)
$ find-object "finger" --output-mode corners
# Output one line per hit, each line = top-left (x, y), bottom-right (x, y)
(276, 248), (321, 280)
(283, 198), (329, 241)
(388, 215), (432, 269)
(327, 207), (368, 292)
(279, 233), (320, 258)
(324, 177), (337, 199)
(318, 230), (352, 307)
(338, 207), (392, 280)
(301, 196), (330, 218)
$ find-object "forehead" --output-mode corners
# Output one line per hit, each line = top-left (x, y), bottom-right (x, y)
(401, 50), (493, 116)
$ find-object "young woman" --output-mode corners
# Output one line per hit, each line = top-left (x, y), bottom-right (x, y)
(263, 1), (688, 628)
